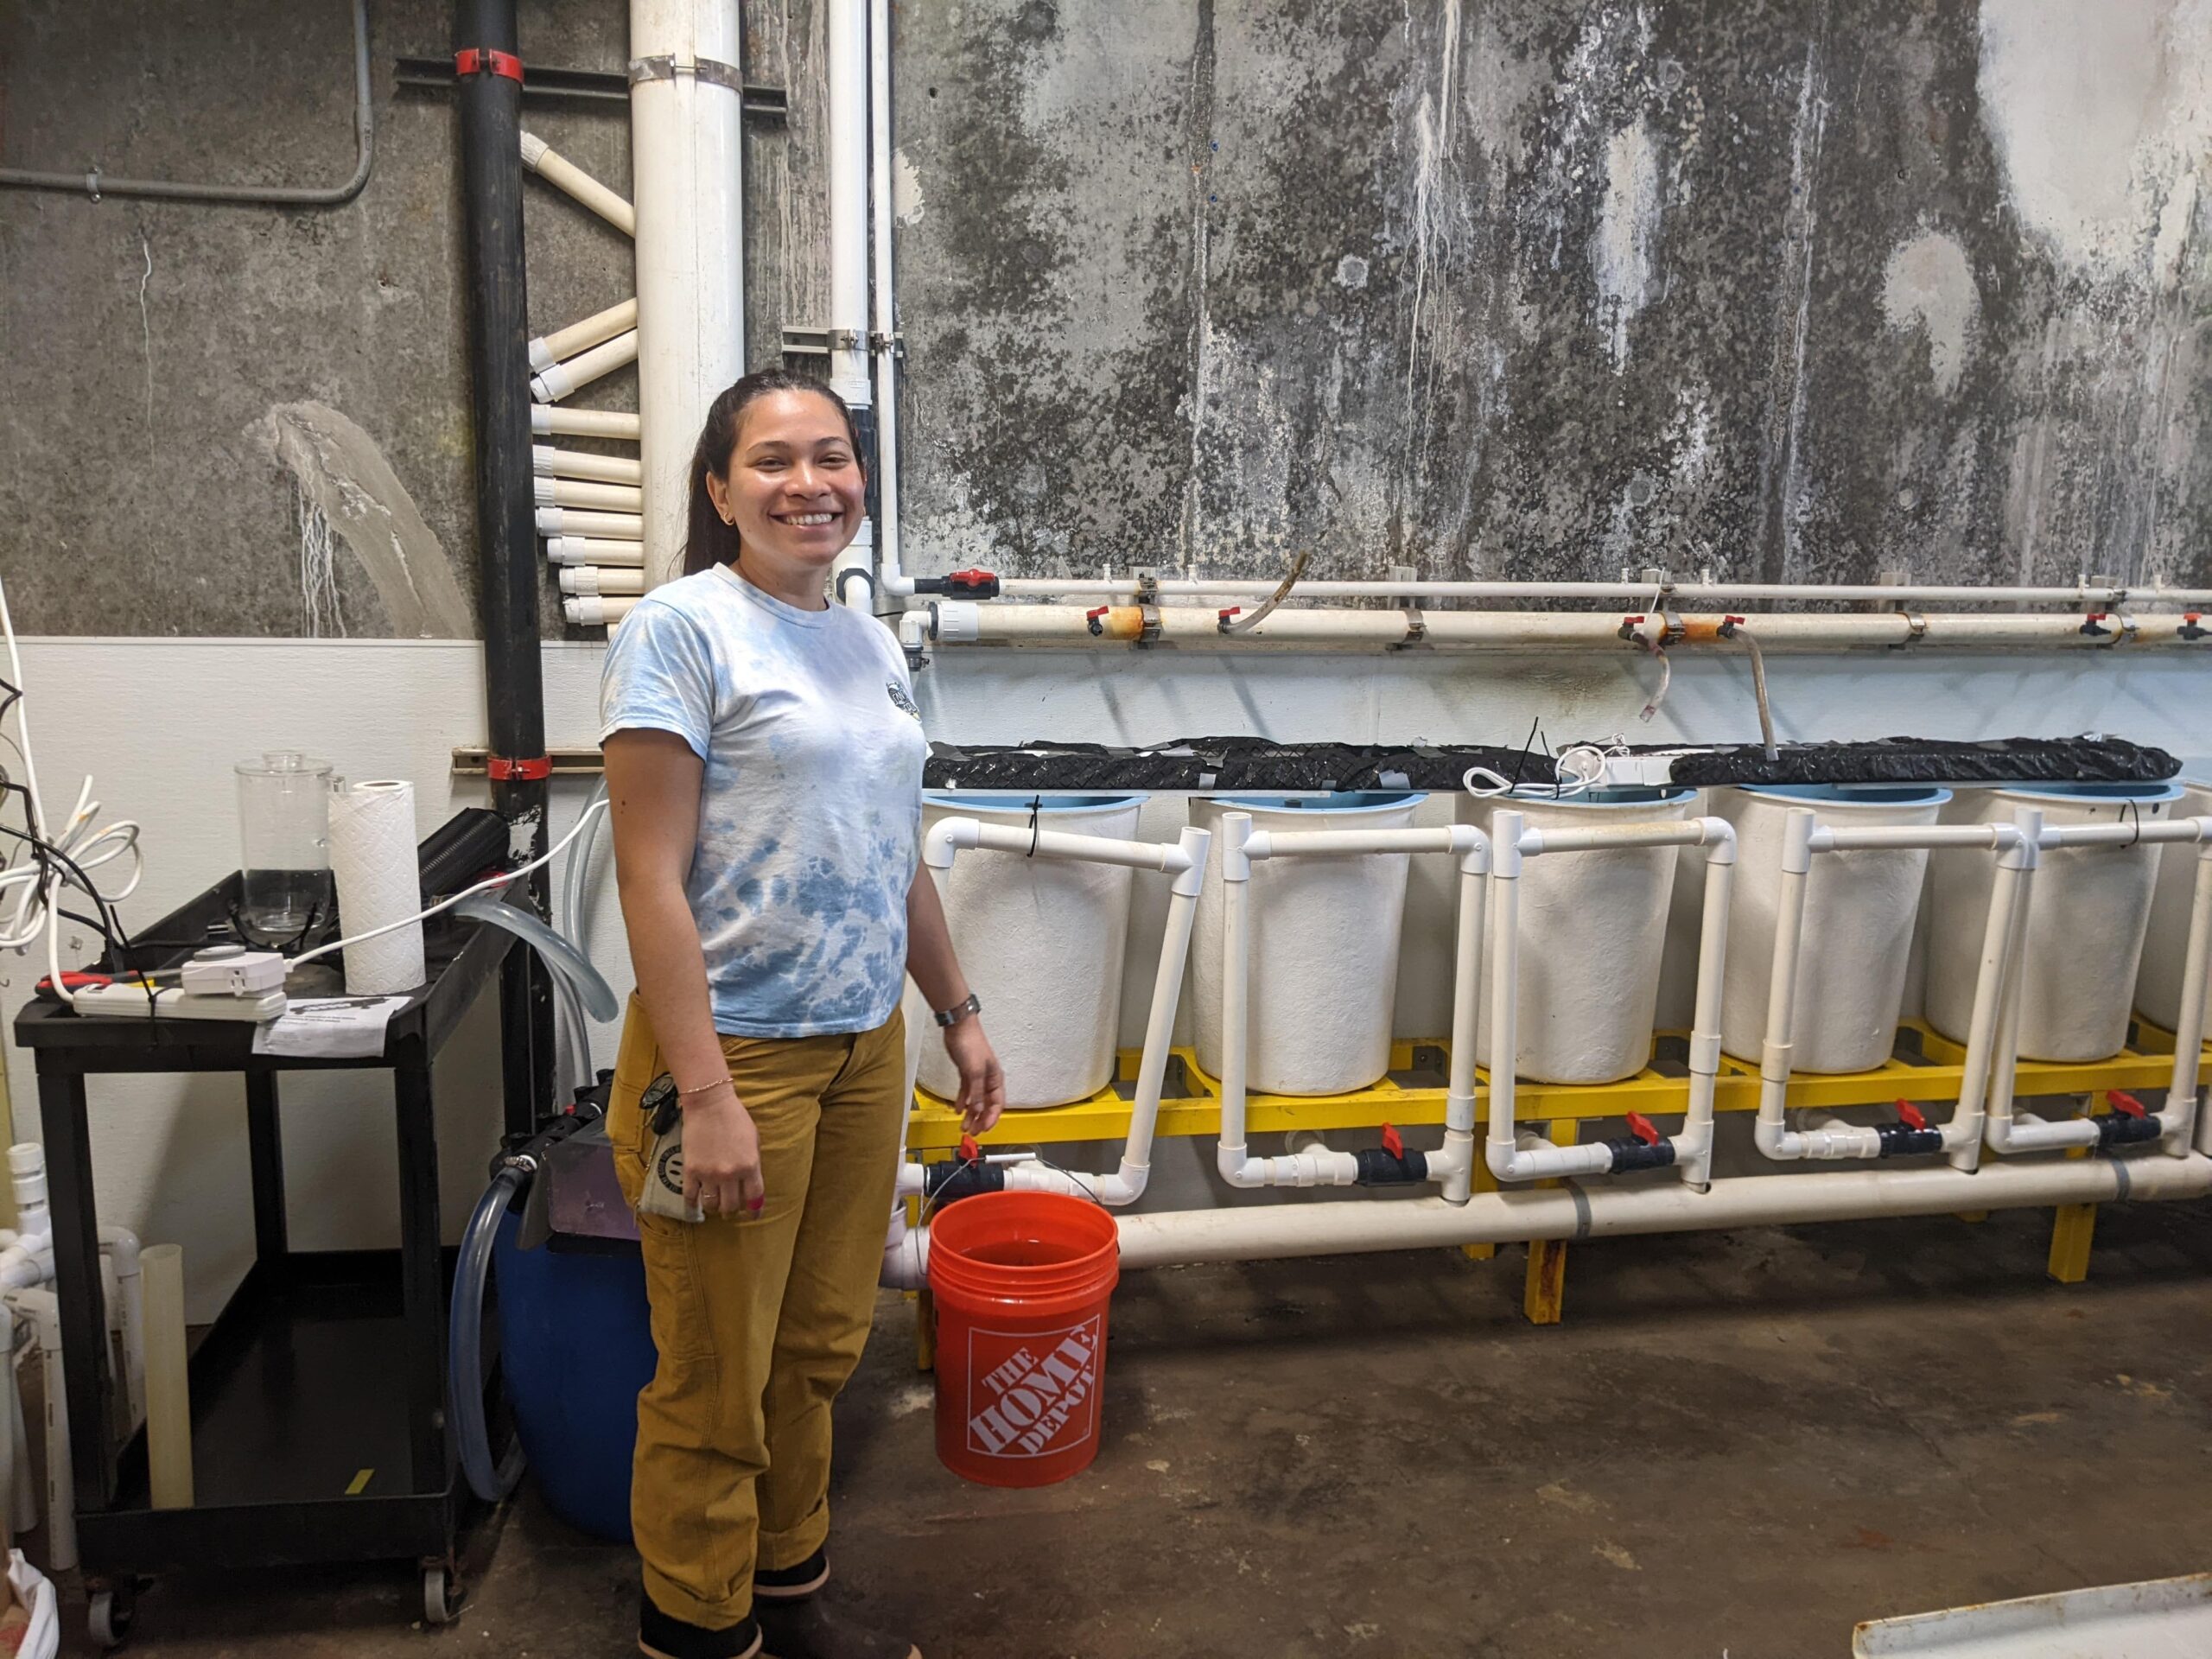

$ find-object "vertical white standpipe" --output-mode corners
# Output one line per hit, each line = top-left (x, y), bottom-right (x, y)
(2166, 842), (2212, 1155)
(142, 1244), (193, 1510)
(828, 0), (874, 595)
(631, 0), (747, 590)
(867, 0), (907, 601)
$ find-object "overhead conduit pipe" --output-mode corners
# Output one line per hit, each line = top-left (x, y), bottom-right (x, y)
(927, 602), (2212, 652)
(1213, 815), (1488, 1200)
(1483, 810), (1738, 1187)
(0, 0), (373, 207)
(893, 820), (1211, 1209)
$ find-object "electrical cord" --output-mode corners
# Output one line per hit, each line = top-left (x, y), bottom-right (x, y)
(290, 798), (612, 971)
(0, 577), (148, 1013)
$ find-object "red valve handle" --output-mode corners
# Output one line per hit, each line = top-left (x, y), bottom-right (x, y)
(1380, 1122), (1404, 1160)
(2109, 1091), (2147, 1119)
(958, 1134), (982, 1161)
(1626, 1111), (1661, 1146)
(1218, 607), (1243, 623)
(1895, 1099), (1928, 1131)
(1084, 606), (1109, 622)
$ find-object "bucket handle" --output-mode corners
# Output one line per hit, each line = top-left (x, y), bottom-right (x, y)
(921, 1141), (1112, 1227)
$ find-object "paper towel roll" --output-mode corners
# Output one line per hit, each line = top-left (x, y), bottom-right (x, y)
(328, 779), (426, 994)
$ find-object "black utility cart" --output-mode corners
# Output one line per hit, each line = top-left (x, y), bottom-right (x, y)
(10, 808), (545, 1647)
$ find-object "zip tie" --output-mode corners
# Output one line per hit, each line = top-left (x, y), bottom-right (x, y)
(1026, 794), (1042, 856)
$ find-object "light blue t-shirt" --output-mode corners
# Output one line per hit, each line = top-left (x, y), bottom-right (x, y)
(599, 564), (926, 1038)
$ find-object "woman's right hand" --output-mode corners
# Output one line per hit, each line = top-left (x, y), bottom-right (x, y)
(681, 1088), (766, 1217)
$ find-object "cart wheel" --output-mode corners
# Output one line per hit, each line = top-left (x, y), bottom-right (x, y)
(423, 1566), (464, 1625)
(88, 1586), (135, 1650)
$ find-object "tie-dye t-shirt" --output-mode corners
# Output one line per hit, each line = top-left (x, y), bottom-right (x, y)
(599, 563), (926, 1038)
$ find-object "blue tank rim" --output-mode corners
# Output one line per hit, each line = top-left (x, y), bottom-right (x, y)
(1492, 785), (1697, 810)
(1201, 791), (1425, 812)
(1735, 783), (1953, 807)
(925, 792), (1147, 811)
(1987, 779), (2186, 804)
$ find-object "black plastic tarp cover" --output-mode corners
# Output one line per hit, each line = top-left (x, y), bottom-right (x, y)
(922, 734), (2179, 792)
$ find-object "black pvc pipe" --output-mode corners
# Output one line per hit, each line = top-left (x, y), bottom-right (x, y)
(454, 0), (556, 1134)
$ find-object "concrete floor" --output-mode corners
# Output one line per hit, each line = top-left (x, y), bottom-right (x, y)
(47, 1198), (2212, 1658)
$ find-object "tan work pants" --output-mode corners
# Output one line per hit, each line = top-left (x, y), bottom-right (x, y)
(609, 997), (908, 1630)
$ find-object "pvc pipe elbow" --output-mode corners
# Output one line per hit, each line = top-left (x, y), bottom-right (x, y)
(1451, 823), (1492, 876)
(1217, 1144), (1266, 1189)
(1694, 817), (1738, 866)
(895, 1162), (928, 1199)
(95, 1225), (140, 1277)
(879, 1214), (928, 1291)
(923, 816), (977, 871)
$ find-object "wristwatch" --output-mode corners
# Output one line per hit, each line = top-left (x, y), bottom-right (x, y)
(933, 991), (982, 1028)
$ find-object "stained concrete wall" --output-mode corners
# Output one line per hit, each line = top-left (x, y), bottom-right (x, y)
(894, 0), (2212, 588)
(6, 1), (2211, 637)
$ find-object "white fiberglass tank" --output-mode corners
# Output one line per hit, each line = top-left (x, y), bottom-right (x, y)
(2134, 779), (2212, 1033)
(1928, 780), (2183, 1063)
(1718, 785), (1949, 1074)
(1190, 792), (1422, 1096)
(918, 793), (1145, 1109)
(1462, 786), (1696, 1085)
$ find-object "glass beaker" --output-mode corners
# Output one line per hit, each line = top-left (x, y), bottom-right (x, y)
(234, 752), (334, 944)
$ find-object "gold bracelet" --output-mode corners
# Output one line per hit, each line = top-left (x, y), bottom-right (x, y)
(677, 1077), (734, 1099)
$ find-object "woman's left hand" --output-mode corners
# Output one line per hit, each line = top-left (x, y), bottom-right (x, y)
(944, 1020), (1006, 1134)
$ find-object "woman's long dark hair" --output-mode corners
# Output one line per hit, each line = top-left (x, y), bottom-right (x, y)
(682, 369), (865, 577)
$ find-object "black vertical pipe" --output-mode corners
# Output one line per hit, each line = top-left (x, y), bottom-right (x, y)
(454, 0), (554, 1134)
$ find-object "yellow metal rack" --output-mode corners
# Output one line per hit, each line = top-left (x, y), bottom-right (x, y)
(908, 1019), (2211, 1326)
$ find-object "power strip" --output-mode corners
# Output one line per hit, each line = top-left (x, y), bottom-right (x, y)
(71, 984), (288, 1023)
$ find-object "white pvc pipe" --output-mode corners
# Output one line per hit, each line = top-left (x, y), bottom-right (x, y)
(544, 536), (645, 567)
(9, 1146), (46, 1243)
(141, 1244), (191, 1510)
(532, 444), (644, 486)
(536, 507), (645, 540)
(1216, 823), (1490, 1192)
(6, 1320), (32, 1538)
(883, 1150), (2212, 1285)
(902, 824), (1208, 1208)
(944, 603), (2209, 652)
(532, 405), (641, 442)
(867, 0), (908, 601)
(2163, 843), (2212, 1155)
(921, 816), (1200, 877)
(1103, 1152), (2212, 1272)
(530, 329), (640, 403)
(984, 575), (2212, 608)
(528, 298), (639, 372)
(564, 594), (638, 626)
(1001, 830), (1210, 1205)
(5, 1292), (70, 1571)
(1485, 813), (1737, 1183)
(518, 131), (638, 235)
(97, 1225), (143, 1433)
(533, 476), (644, 513)
(558, 566), (645, 598)
(631, 0), (746, 590)
(827, 0), (870, 406)
(1979, 815), (2212, 1157)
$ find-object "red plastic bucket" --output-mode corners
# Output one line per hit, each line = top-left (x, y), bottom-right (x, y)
(926, 1192), (1120, 1488)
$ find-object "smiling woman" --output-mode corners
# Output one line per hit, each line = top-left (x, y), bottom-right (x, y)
(681, 369), (867, 585)
(598, 369), (1007, 1659)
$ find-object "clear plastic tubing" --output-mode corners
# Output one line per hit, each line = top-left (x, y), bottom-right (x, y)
(234, 752), (334, 944)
